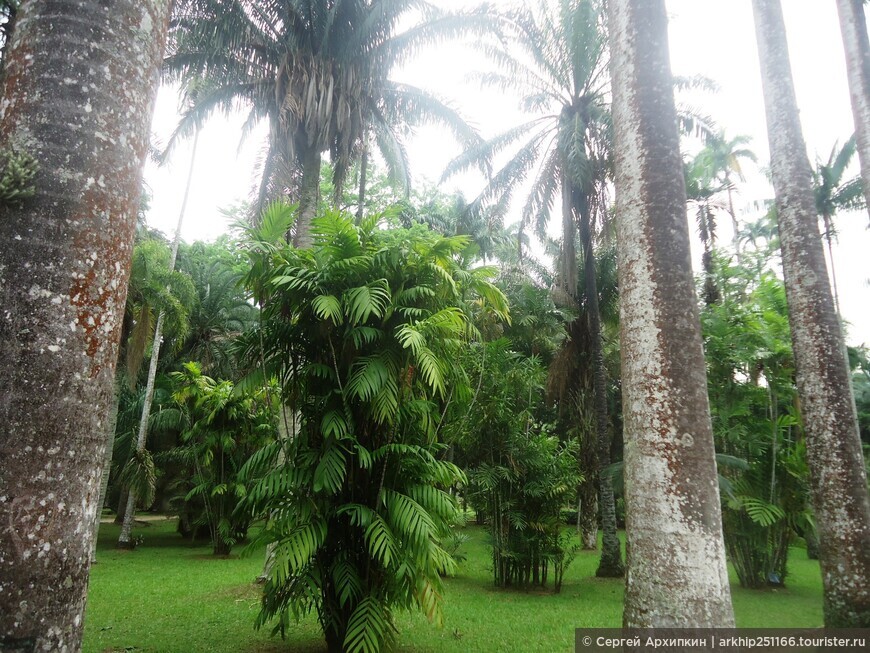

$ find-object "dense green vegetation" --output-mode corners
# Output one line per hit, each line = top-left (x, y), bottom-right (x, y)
(3, 0), (869, 650)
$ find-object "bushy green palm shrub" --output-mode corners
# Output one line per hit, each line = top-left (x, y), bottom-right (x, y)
(239, 206), (508, 653)
(167, 362), (277, 555)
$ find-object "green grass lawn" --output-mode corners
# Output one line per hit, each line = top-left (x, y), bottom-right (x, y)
(83, 517), (823, 653)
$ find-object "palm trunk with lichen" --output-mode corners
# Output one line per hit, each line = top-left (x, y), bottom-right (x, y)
(0, 0), (170, 648)
(608, 0), (735, 627)
(753, 0), (870, 627)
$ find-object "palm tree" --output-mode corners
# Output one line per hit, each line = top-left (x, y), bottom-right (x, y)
(165, 0), (487, 245)
(92, 236), (195, 555)
(836, 0), (870, 219)
(753, 0), (870, 627)
(608, 0), (735, 627)
(684, 155), (728, 305)
(118, 129), (199, 549)
(240, 207), (508, 652)
(446, 0), (624, 578)
(813, 135), (866, 314)
(0, 0), (170, 647)
(696, 131), (757, 260)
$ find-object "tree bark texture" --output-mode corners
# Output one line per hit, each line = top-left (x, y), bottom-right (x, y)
(294, 144), (321, 248)
(0, 1), (170, 650)
(608, 0), (735, 628)
(753, 0), (870, 627)
(836, 0), (870, 220)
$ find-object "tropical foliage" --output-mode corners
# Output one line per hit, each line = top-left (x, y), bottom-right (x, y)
(700, 253), (812, 588)
(237, 205), (508, 652)
(166, 362), (277, 555)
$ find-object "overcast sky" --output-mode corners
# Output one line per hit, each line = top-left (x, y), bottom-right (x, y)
(144, 0), (870, 347)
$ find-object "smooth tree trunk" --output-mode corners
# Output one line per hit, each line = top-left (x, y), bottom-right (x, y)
(118, 128), (198, 549)
(753, 0), (870, 627)
(608, 0), (735, 628)
(836, 0), (870, 219)
(578, 196), (624, 577)
(0, 1), (170, 649)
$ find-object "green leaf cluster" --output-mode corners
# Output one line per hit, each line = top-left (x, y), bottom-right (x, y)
(239, 205), (508, 652)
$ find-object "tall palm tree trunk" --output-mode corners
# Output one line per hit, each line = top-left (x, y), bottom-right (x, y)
(836, 0), (870, 219)
(608, 0), (735, 627)
(0, 1), (169, 648)
(578, 194), (624, 577)
(118, 129), (199, 548)
(294, 144), (322, 248)
(753, 0), (870, 627)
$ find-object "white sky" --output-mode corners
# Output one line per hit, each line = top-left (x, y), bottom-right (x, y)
(144, 0), (870, 348)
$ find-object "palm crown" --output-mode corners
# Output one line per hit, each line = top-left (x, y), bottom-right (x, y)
(165, 0), (493, 243)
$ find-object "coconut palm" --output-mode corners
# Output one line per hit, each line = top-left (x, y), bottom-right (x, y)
(165, 0), (489, 245)
(753, 0), (870, 627)
(0, 0), (169, 647)
(445, 0), (624, 578)
(608, 0), (735, 627)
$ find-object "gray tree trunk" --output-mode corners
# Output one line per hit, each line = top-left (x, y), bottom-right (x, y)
(753, 0), (870, 627)
(294, 144), (321, 248)
(836, 0), (870, 219)
(608, 0), (735, 628)
(0, 1), (170, 649)
(118, 128), (198, 549)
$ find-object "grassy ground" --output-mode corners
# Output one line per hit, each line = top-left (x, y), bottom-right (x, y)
(83, 517), (823, 653)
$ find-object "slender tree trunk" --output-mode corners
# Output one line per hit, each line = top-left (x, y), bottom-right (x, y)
(118, 128), (198, 549)
(356, 136), (369, 220)
(726, 181), (744, 265)
(836, 0), (870, 220)
(608, 0), (735, 628)
(91, 380), (122, 562)
(578, 194), (624, 577)
(753, 0), (870, 627)
(294, 144), (322, 248)
(0, 1), (169, 648)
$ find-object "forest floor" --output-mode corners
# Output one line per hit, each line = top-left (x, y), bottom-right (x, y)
(83, 516), (823, 653)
